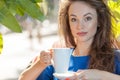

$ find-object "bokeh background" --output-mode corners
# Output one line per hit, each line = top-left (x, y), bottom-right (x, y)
(0, 0), (120, 80)
(0, 0), (59, 80)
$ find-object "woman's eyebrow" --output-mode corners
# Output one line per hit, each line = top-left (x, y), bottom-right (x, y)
(84, 12), (93, 17)
(69, 13), (93, 17)
(69, 14), (77, 17)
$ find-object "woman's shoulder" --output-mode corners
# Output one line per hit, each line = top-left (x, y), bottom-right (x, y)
(114, 49), (120, 62)
(114, 50), (120, 75)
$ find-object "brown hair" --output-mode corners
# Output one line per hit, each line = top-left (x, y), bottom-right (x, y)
(58, 0), (118, 72)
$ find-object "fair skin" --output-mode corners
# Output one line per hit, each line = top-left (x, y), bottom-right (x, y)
(19, 1), (120, 80)
(19, 50), (52, 80)
(56, 1), (120, 80)
(68, 1), (98, 56)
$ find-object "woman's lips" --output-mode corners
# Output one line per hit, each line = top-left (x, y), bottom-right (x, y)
(77, 32), (87, 36)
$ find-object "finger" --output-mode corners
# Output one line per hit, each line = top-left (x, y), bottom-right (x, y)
(48, 49), (53, 53)
(43, 56), (51, 64)
(77, 69), (83, 72)
(40, 51), (51, 64)
(80, 75), (87, 80)
(75, 71), (85, 80)
(40, 51), (46, 57)
(45, 49), (53, 58)
(49, 49), (54, 58)
(40, 50), (50, 57)
(48, 48), (54, 57)
(64, 74), (76, 80)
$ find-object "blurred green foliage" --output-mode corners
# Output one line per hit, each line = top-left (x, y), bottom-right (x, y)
(0, 0), (45, 32)
(108, 0), (120, 38)
(0, 33), (3, 54)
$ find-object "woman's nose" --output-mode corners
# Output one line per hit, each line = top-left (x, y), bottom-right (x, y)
(77, 20), (85, 29)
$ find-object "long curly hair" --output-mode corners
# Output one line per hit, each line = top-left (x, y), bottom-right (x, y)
(58, 0), (118, 72)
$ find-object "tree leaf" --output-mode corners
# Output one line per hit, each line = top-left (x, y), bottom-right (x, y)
(0, 33), (3, 54)
(0, 0), (45, 33)
(0, 4), (22, 32)
(30, 0), (43, 3)
(112, 17), (120, 38)
(113, 11), (120, 20)
(108, 0), (120, 38)
(18, 0), (45, 21)
(4, 0), (25, 16)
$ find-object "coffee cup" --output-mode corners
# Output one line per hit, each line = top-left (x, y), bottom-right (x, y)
(53, 48), (73, 73)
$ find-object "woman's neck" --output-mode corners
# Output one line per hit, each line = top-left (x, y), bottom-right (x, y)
(73, 40), (92, 56)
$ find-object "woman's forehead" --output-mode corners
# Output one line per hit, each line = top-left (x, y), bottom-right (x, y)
(68, 1), (97, 17)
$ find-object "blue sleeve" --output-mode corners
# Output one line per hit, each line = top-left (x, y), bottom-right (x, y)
(114, 50), (120, 75)
(36, 65), (54, 80)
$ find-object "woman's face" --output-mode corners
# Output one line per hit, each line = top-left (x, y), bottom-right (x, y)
(68, 1), (98, 43)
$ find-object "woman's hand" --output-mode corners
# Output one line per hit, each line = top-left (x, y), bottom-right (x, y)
(75, 69), (120, 80)
(18, 49), (53, 80)
(38, 49), (53, 67)
(55, 69), (103, 80)
(75, 69), (103, 80)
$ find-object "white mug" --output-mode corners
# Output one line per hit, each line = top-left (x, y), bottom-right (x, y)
(53, 48), (73, 73)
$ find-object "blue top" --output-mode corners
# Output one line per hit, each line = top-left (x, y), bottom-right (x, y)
(36, 50), (120, 80)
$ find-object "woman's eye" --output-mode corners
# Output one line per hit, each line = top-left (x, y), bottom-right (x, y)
(85, 17), (92, 21)
(71, 18), (77, 22)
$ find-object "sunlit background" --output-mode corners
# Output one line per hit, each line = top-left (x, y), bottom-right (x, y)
(0, 0), (59, 80)
(0, 0), (120, 80)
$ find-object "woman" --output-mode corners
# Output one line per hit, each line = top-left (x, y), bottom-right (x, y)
(19, 0), (120, 80)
